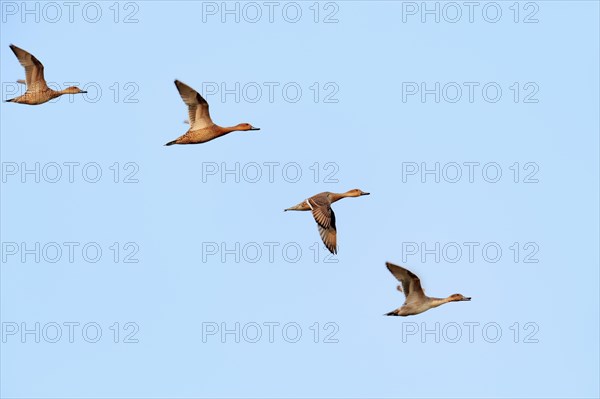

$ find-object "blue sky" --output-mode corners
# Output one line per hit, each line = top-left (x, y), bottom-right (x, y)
(1, 1), (599, 398)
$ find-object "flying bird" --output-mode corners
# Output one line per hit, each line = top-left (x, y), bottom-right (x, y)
(165, 80), (259, 146)
(5, 44), (87, 105)
(284, 189), (370, 254)
(385, 262), (471, 316)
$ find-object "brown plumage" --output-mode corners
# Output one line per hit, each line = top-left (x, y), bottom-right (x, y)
(385, 262), (471, 317)
(165, 80), (259, 146)
(284, 189), (370, 254)
(5, 44), (87, 105)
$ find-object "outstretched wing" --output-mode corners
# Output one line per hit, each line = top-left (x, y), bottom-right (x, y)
(10, 44), (47, 90)
(386, 262), (425, 301)
(308, 197), (337, 255)
(174, 80), (213, 130)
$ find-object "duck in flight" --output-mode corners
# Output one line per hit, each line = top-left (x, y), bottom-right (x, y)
(284, 189), (370, 254)
(385, 262), (471, 316)
(165, 80), (259, 146)
(5, 44), (87, 105)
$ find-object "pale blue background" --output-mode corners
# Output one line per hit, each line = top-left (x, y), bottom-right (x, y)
(1, 1), (599, 398)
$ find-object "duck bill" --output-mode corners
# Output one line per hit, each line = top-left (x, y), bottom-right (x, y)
(250, 127), (260, 131)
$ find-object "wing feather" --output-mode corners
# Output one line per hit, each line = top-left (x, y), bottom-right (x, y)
(10, 44), (47, 90)
(174, 80), (213, 130)
(386, 262), (425, 300)
(311, 203), (337, 254)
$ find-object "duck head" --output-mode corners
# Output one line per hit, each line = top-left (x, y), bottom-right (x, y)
(62, 86), (87, 94)
(347, 188), (370, 197)
(449, 294), (471, 302)
(235, 123), (260, 131)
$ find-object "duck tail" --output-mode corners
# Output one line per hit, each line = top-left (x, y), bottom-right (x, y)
(384, 310), (400, 316)
(5, 98), (15, 103)
(164, 140), (177, 146)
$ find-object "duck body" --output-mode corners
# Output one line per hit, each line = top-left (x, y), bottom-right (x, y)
(6, 88), (62, 105)
(284, 189), (370, 254)
(165, 124), (224, 145)
(165, 80), (259, 146)
(385, 262), (471, 317)
(6, 44), (87, 105)
(285, 191), (335, 211)
(386, 297), (446, 317)
(5, 86), (82, 105)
